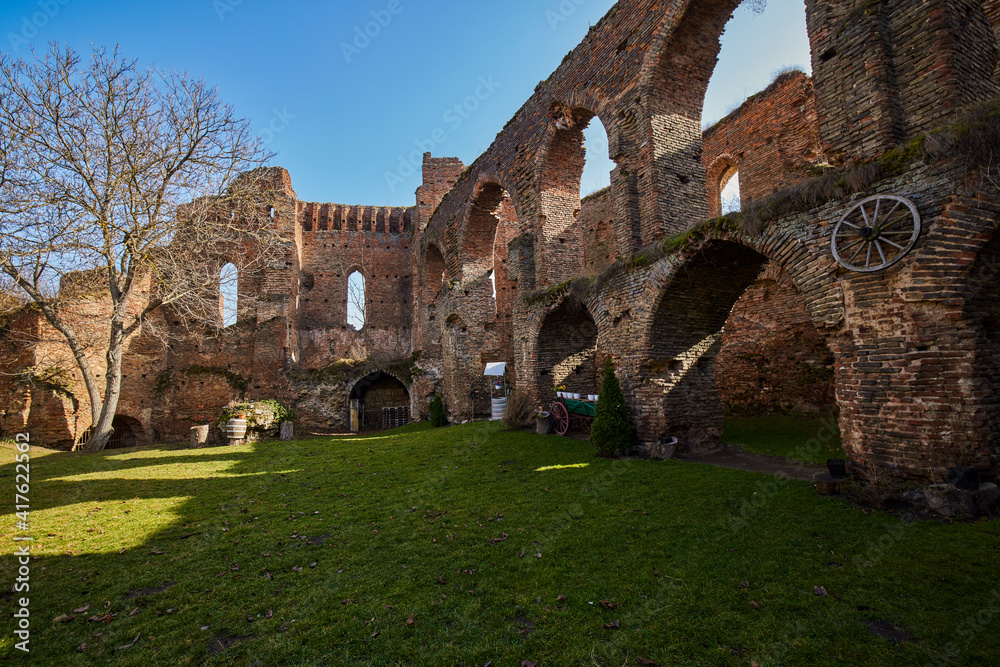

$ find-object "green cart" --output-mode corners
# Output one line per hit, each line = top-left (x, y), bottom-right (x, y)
(549, 396), (597, 435)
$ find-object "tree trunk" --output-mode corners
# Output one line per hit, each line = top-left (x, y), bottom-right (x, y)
(83, 322), (127, 452)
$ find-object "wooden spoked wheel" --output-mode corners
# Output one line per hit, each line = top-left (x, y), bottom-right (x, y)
(831, 195), (921, 272)
(550, 402), (570, 435)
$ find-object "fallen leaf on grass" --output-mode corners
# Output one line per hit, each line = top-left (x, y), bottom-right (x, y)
(637, 658), (659, 666)
(556, 594), (567, 602)
(749, 600), (760, 609)
(603, 620), (620, 629)
(437, 576), (446, 585)
(521, 661), (537, 667)
(405, 613), (415, 627)
(117, 633), (140, 650)
(266, 610), (273, 619)
(150, 550), (164, 555)
(371, 631), (380, 638)
(599, 600), (616, 609)
(814, 586), (828, 597)
(740, 581), (750, 588)
(73, 605), (90, 614)
(77, 642), (86, 652)
(489, 532), (508, 544)
(53, 614), (75, 623)
(535, 552), (542, 559)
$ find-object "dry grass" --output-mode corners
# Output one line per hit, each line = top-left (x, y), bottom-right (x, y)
(502, 389), (534, 431)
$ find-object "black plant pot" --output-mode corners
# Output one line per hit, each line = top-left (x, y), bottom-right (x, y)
(948, 466), (980, 492)
(826, 459), (847, 480)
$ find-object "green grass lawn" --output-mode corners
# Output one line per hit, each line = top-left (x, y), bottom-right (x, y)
(723, 414), (846, 464)
(1, 422), (997, 666)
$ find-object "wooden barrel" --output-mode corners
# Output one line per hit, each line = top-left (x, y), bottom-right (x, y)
(227, 417), (247, 441)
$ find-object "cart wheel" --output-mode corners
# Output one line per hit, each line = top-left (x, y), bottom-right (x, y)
(551, 402), (570, 436)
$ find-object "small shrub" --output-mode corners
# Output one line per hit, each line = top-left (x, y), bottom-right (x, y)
(429, 394), (447, 427)
(502, 390), (534, 431)
(590, 358), (633, 457)
(843, 460), (904, 510)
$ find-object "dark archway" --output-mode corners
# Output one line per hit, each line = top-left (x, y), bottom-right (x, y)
(537, 297), (598, 403)
(107, 415), (143, 450)
(350, 372), (410, 431)
(964, 229), (1000, 472)
(647, 240), (768, 450)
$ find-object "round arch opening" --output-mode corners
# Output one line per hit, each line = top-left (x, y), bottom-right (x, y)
(350, 372), (410, 432)
(537, 297), (598, 402)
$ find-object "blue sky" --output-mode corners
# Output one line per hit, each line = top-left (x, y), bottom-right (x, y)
(1, 0), (810, 206)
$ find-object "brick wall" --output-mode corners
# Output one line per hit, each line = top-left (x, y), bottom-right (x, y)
(715, 264), (836, 416)
(702, 70), (823, 218)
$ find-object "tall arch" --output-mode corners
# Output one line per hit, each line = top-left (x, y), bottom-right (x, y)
(641, 0), (743, 241)
(536, 297), (598, 403)
(644, 240), (770, 450)
(538, 106), (613, 285)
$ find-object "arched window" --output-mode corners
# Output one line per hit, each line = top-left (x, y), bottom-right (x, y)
(347, 270), (366, 330)
(721, 169), (741, 213)
(580, 116), (613, 196)
(220, 262), (238, 327)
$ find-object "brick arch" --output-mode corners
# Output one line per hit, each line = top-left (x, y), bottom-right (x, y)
(536, 104), (615, 286)
(705, 154), (739, 218)
(629, 225), (844, 450)
(534, 295), (599, 405)
(349, 370), (411, 431)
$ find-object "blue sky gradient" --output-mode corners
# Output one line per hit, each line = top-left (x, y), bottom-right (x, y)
(1, 0), (811, 206)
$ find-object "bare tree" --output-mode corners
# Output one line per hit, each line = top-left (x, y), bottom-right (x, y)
(0, 44), (287, 451)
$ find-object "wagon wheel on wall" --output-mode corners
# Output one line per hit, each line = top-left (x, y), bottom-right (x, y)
(831, 195), (921, 273)
(550, 402), (570, 436)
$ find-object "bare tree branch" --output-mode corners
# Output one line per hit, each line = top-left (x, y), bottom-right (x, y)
(0, 44), (286, 451)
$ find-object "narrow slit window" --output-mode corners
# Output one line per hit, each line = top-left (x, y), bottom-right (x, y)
(721, 170), (741, 213)
(347, 270), (366, 330)
(220, 262), (238, 327)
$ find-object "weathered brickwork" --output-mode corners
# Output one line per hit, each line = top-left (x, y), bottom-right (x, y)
(715, 264), (835, 416)
(5, 0), (1000, 484)
(702, 70), (824, 218)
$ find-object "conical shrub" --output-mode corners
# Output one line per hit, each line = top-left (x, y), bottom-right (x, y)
(429, 393), (447, 427)
(590, 357), (633, 457)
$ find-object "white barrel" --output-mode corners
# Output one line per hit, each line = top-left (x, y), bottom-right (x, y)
(491, 398), (507, 420)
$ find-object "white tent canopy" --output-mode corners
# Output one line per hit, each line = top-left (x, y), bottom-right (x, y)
(483, 362), (506, 376)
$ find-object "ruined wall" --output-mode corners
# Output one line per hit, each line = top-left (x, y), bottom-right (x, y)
(806, 0), (999, 164)
(580, 187), (617, 275)
(296, 202), (414, 369)
(715, 264), (835, 416)
(702, 70), (823, 218)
